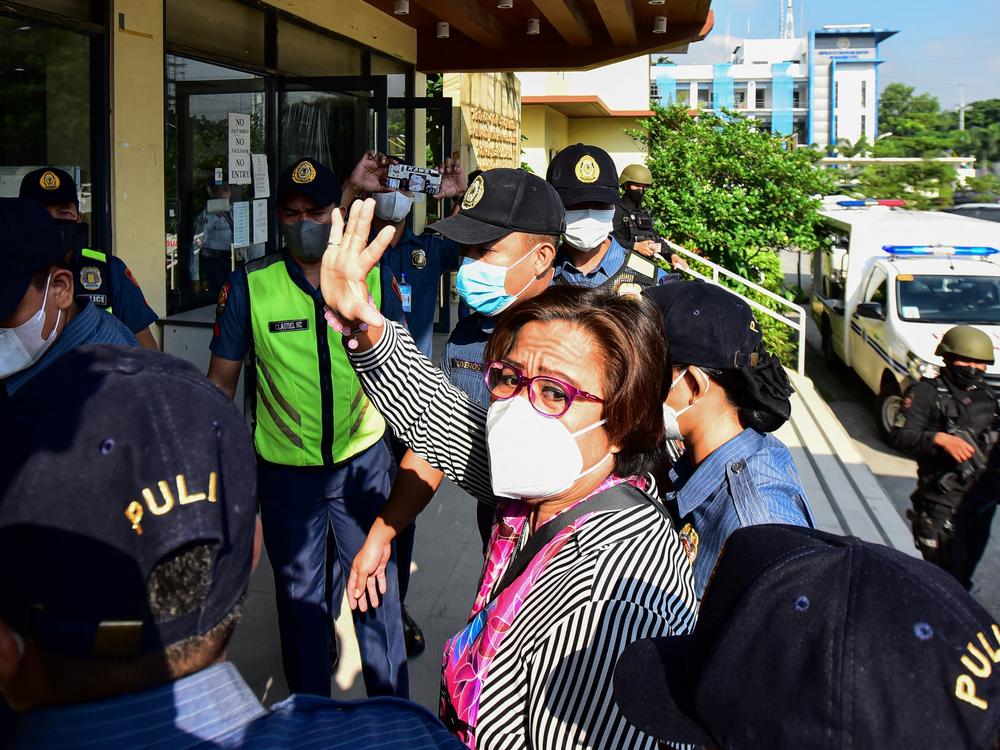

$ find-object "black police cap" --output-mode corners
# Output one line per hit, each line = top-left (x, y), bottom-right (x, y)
(614, 524), (1000, 749)
(546, 144), (619, 208)
(276, 158), (342, 208)
(0, 346), (258, 658)
(0, 197), (66, 322)
(19, 166), (79, 207)
(428, 168), (565, 246)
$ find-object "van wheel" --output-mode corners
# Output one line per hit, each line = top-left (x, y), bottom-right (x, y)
(877, 380), (902, 441)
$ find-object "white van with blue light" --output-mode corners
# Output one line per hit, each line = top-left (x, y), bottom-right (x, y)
(812, 197), (1000, 439)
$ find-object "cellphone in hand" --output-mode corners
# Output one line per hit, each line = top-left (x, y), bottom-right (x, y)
(386, 164), (442, 195)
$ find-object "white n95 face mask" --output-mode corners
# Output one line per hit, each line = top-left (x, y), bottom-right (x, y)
(563, 208), (615, 251)
(662, 367), (709, 440)
(486, 395), (610, 499)
(0, 274), (62, 378)
(373, 191), (414, 223)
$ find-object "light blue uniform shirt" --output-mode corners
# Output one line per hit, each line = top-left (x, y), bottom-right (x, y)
(552, 236), (669, 288)
(8, 662), (463, 749)
(668, 428), (815, 597)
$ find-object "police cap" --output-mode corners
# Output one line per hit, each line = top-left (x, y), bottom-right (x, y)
(546, 144), (619, 208)
(276, 157), (342, 208)
(936, 325), (995, 364)
(0, 345), (258, 658)
(428, 168), (565, 245)
(19, 166), (79, 207)
(0, 197), (66, 322)
(619, 164), (653, 187)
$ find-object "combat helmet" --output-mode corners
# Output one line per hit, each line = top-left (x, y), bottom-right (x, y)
(935, 325), (995, 364)
(619, 164), (653, 187)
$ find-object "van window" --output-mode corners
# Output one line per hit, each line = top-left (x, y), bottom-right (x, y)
(865, 270), (887, 305)
(897, 275), (1000, 324)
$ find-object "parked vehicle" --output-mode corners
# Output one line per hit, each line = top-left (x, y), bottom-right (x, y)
(812, 197), (1000, 439)
(943, 203), (1000, 224)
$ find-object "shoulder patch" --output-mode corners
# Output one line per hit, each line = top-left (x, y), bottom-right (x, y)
(679, 523), (699, 565)
(124, 267), (141, 288)
(216, 281), (231, 318)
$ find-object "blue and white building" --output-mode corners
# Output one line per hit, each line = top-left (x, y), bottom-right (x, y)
(651, 24), (898, 148)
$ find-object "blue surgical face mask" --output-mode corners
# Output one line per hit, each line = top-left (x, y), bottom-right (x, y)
(456, 246), (537, 316)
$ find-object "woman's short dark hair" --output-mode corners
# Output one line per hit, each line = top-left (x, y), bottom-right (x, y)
(485, 285), (670, 477)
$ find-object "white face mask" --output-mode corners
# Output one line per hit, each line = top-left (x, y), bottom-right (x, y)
(662, 367), (709, 441)
(487, 395), (611, 499)
(0, 274), (62, 378)
(563, 208), (615, 251)
(373, 191), (414, 223)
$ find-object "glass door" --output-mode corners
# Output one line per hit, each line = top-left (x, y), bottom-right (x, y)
(277, 76), (387, 180)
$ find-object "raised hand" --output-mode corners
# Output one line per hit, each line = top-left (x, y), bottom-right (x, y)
(434, 157), (468, 200)
(320, 198), (393, 331)
(349, 150), (391, 194)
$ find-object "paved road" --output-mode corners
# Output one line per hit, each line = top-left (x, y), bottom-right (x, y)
(803, 324), (1000, 618)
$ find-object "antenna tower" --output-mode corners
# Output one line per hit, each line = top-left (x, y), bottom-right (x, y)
(780, 0), (795, 39)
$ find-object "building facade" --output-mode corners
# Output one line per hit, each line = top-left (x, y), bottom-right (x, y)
(652, 25), (898, 148)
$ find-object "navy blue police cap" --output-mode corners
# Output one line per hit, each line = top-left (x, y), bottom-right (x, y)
(0, 346), (258, 658)
(644, 280), (763, 370)
(545, 144), (620, 208)
(18, 166), (79, 207)
(614, 525), (1000, 749)
(428, 168), (565, 246)
(276, 157), (342, 208)
(0, 197), (66, 322)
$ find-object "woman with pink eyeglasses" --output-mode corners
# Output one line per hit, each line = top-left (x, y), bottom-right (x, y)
(320, 198), (695, 750)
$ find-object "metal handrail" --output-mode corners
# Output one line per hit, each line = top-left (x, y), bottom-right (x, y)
(663, 240), (807, 375)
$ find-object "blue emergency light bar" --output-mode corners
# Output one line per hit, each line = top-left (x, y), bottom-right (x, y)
(882, 244), (999, 257)
(837, 200), (868, 207)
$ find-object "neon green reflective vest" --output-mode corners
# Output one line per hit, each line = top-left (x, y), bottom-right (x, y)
(246, 253), (385, 467)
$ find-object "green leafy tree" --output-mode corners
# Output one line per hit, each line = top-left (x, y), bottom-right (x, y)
(633, 104), (834, 363)
(877, 83), (957, 157)
(965, 99), (1000, 131)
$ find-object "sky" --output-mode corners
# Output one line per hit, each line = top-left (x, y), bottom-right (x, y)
(666, 0), (1000, 110)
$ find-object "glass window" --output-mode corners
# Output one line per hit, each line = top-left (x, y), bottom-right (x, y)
(755, 84), (767, 109)
(861, 80), (867, 108)
(372, 54), (409, 97)
(13, 0), (91, 20)
(897, 275), (1000, 323)
(278, 20), (362, 76)
(167, 0), (265, 67)
(697, 83), (712, 107)
(165, 56), (266, 315)
(0, 16), (94, 226)
(675, 88), (690, 105)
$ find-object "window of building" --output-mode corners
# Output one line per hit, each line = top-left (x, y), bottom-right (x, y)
(697, 82), (712, 108)
(167, 0), (266, 67)
(0, 12), (104, 241)
(792, 89), (801, 108)
(734, 82), (748, 108)
(861, 80), (867, 108)
(675, 88), (690, 105)
(755, 84), (767, 109)
(861, 114), (867, 136)
(278, 20), (362, 76)
(649, 81), (659, 100)
(835, 82), (840, 109)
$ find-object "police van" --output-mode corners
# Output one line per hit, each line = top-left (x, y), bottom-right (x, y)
(812, 197), (1000, 438)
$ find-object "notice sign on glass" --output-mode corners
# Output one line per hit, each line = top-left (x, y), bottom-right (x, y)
(228, 113), (252, 185)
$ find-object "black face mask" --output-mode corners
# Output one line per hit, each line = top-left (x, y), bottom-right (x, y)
(626, 187), (646, 204)
(56, 220), (89, 256)
(949, 364), (986, 388)
(280, 220), (332, 262)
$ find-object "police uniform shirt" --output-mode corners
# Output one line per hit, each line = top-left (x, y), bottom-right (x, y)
(439, 312), (496, 409)
(552, 236), (669, 288)
(75, 251), (158, 335)
(378, 227), (459, 360)
(2, 301), (139, 397)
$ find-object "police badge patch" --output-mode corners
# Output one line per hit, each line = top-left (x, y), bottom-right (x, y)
(292, 160), (317, 184)
(679, 523), (699, 564)
(411, 247), (428, 270)
(40, 170), (61, 191)
(574, 154), (600, 184)
(462, 175), (485, 210)
(80, 266), (102, 291)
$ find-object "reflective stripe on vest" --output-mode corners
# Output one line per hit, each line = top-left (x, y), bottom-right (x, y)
(246, 254), (385, 467)
(75, 248), (113, 314)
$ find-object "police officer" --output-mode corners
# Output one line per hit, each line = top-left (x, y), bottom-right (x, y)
(547, 145), (672, 295)
(18, 167), (158, 350)
(890, 325), (1000, 590)
(206, 158), (407, 699)
(613, 163), (659, 255)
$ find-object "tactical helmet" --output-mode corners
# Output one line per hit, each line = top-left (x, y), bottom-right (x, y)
(619, 164), (653, 187)
(935, 325), (995, 364)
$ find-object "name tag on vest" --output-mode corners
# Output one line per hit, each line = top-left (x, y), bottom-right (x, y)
(268, 319), (309, 333)
(450, 359), (483, 373)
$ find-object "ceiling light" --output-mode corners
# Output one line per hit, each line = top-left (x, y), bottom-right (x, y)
(393, 0), (408, 14)
(498, 0), (513, 7)
(653, 16), (668, 33)
(436, 21), (450, 39)
(527, 17), (541, 35)
(648, 0), (665, 4)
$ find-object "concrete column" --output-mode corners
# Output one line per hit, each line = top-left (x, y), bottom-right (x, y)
(110, 0), (166, 321)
